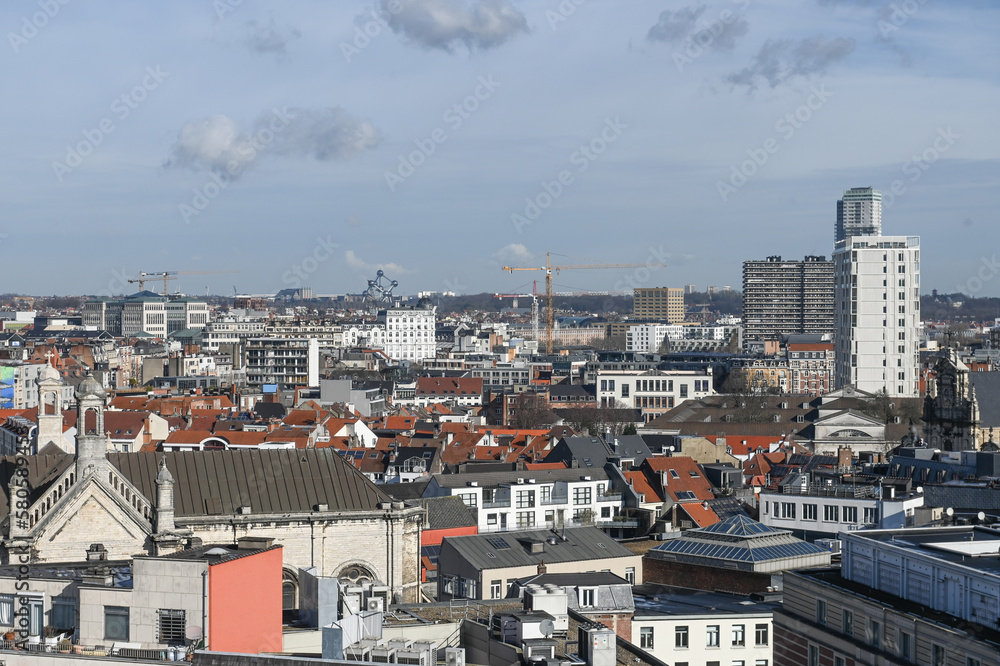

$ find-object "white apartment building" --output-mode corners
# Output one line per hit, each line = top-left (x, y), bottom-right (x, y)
(199, 319), (267, 351)
(341, 323), (386, 349)
(0, 362), (74, 410)
(833, 236), (921, 397)
(760, 479), (924, 538)
(596, 369), (715, 421)
(378, 306), (436, 362)
(633, 592), (774, 666)
(424, 470), (624, 533)
(835, 186), (882, 244)
(244, 337), (320, 387)
(165, 297), (210, 333)
(626, 324), (686, 353)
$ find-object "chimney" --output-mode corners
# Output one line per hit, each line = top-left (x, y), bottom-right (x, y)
(537, 560), (547, 575)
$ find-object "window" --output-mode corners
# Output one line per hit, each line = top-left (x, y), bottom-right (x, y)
(621, 384), (629, 398)
(816, 599), (827, 625)
(899, 630), (912, 661)
(755, 624), (768, 646)
(580, 588), (595, 607)
(443, 575), (457, 595)
(51, 597), (76, 631)
(573, 487), (591, 505)
(835, 658), (845, 666)
(824, 505), (839, 522)
(843, 506), (858, 522)
(932, 645), (945, 666)
(0, 595), (12, 627)
(458, 493), (478, 507)
(680, 384), (688, 398)
(540, 486), (552, 503)
(490, 580), (502, 599)
(706, 625), (720, 647)
(105, 606), (130, 641)
(864, 507), (878, 524)
(803, 504), (817, 521)
(487, 513), (497, 526)
(968, 658), (982, 666)
(842, 609), (853, 636)
(755, 662), (768, 666)
(674, 625), (689, 648)
(516, 490), (535, 508)
(808, 645), (819, 666)
(625, 567), (635, 585)
(460, 577), (476, 599)
(870, 620), (881, 649)
(732, 624), (745, 646)
(516, 511), (535, 528)
(158, 609), (185, 645)
(781, 502), (796, 519)
(640, 627), (654, 649)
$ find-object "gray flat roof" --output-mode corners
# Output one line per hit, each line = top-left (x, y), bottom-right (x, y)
(633, 586), (779, 618)
(433, 468), (608, 488)
(442, 526), (636, 571)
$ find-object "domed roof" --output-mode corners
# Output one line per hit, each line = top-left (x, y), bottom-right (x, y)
(37, 362), (61, 383)
(76, 372), (106, 400)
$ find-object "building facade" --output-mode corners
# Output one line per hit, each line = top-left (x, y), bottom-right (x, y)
(632, 288), (685, 323)
(835, 186), (882, 245)
(834, 236), (921, 397)
(244, 337), (320, 388)
(742, 256), (834, 346)
(596, 369), (714, 420)
(378, 306), (436, 362)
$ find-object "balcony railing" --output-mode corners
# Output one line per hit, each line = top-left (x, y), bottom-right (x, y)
(540, 496), (568, 506)
(597, 493), (623, 503)
(481, 500), (510, 509)
(0, 639), (186, 661)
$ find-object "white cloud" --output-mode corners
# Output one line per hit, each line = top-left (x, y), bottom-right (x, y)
(379, 0), (528, 53)
(344, 250), (411, 275)
(492, 243), (533, 265)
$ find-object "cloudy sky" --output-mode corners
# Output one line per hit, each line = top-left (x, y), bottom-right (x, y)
(2, 0), (998, 298)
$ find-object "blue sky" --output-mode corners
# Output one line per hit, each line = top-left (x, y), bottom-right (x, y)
(2, 0), (998, 298)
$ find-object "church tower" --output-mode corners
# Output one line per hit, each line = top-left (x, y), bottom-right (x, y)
(36, 358), (67, 453)
(924, 349), (980, 451)
(74, 372), (108, 478)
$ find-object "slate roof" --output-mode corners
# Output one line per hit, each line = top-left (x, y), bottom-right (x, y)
(442, 526), (636, 571)
(0, 454), (75, 521)
(109, 449), (392, 517)
(411, 495), (477, 530)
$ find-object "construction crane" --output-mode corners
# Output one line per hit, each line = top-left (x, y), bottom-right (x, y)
(502, 252), (650, 354)
(129, 270), (239, 295)
(493, 293), (540, 342)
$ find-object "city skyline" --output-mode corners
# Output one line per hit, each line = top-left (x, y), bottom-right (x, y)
(1, 1), (997, 297)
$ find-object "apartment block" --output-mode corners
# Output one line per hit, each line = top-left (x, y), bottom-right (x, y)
(632, 287), (684, 323)
(833, 236), (921, 397)
(245, 337), (320, 387)
(597, 369), (714, 420)
(742, 256), (834, 346)
(377, 305), (436, 362)
(835, 186), (882, 244)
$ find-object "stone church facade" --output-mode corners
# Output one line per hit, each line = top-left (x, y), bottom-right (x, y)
(923, 350), (980, 452)
(1, 369), (424, 604)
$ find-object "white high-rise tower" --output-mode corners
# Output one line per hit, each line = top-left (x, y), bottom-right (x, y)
(836, 187), (882, 244)
(833, 235), (920, 397)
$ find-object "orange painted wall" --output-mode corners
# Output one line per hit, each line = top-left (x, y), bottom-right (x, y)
(208, 547), (283, 654)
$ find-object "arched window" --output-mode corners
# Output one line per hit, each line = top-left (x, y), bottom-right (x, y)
(282, 570), (298, 611)
(337, 564), (376, 586)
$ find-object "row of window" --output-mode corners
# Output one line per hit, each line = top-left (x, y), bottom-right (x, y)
(0, 596), (185, 644)
(484, 506), (615, 527)
(767, 501), (876, 524)
(639, 623), (768, 650)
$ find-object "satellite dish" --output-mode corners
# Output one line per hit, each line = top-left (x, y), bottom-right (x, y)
(185, 626), (203, 640)
(539, 619), (554, 638)
(946, 507), (954, 517)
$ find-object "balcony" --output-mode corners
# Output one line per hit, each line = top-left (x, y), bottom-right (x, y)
(597, 492), (623, 503)
(481, 499), (510, 509)
(540, 496), (568, 506)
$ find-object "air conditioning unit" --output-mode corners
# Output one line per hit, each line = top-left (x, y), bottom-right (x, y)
(367, 597), (385, 612)
(445, 648), (466, 666)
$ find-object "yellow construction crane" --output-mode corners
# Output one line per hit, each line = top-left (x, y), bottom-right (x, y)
(128, 270), (239, 295)
(502, 252), (648, 354)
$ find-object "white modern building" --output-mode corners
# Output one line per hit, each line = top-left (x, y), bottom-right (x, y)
(244, 337), (320, 387)
(633, 589), (776, 666)
(199, 318), (267, 351)
(422, 469), (624, 533)
(833, 235), (921, 397)
(835, 186), (882, 244)
(596, 369), (715, 421)
(378, 306), (436, 362)
(626, 324), (686, 353)
(760, 477), (924, 538)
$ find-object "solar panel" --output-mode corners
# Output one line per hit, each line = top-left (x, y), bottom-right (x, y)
(486, 536), (511, 549)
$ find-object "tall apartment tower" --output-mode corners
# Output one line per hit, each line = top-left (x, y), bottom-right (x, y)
(835, 187), (882, 244)
(633, 287), (685, 323)
(833, 236), (921, 397)
(742, 256), (834, 346)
